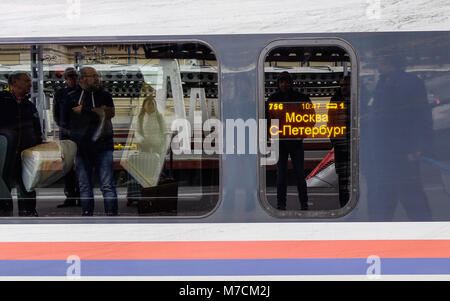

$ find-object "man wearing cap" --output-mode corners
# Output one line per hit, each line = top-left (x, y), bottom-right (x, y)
(267, 71), (311, 211)
(53, 67), (81, 208)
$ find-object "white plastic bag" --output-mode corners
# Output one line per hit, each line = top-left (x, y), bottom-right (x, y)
(122, 151), (162, 188)
(21, 140), (77, 192)
(120, 112), (172, 188)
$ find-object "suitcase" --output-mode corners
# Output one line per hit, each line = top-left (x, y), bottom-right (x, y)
(135, 142), (178, 215)
(137, 177), (178, 215)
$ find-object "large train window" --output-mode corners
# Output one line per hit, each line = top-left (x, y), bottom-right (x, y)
(258, 39), (358, 218)
(0, 41), (220, 218)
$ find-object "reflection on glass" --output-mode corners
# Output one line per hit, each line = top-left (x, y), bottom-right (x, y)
(329, 76), (350, 208)
(121, 83), (170, 190)
(366, 54), (432, 221)
(0, 43), (219, 217)
(0, 72), (41, 217)
(266, 71), (311, 211)
(264, 46), (352, 213)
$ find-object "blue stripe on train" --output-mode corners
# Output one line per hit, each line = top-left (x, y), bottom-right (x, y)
(1, 258), (450, 276)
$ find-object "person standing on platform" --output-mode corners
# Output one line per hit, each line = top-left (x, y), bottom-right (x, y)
(65, 66), (118, 216)
(329, 76), (351, 208)
(267, 71), (312, 211)
(0, 72), (42, 216)
(366, 54), (432, 220)
(53, 67), (81, 208)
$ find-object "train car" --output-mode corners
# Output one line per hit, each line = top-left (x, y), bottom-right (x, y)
(1, 1), (450, 281)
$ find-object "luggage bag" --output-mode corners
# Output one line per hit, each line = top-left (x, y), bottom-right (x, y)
(137, 177), (178, 215)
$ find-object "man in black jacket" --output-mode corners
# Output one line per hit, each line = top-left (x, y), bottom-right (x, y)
(329, 76), (351, 208)
(53, 67), (80, 208)
(366, 55), (432, 220)
(64, 66), (118, 216)
(0, 72), (42, 216)
(267, 71), (311, 210)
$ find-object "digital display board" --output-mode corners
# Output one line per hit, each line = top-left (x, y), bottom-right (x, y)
(267, 101), (348, 139)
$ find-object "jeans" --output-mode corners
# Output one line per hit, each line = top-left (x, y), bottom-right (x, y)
(75, 150), (118, 216)
(276, 141), (308, 210)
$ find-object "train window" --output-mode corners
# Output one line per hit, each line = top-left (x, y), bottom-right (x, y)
(258, 39), (358, 218)
(0, 41), (220, 217)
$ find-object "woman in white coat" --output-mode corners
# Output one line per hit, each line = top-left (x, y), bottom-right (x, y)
(134, 95), (167, 155)
(126, 93), (169, 205)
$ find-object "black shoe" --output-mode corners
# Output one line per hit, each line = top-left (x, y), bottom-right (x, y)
(18, 209), (38, 217)
(300, 203), (309, 211)
(57, 199), (78, 208)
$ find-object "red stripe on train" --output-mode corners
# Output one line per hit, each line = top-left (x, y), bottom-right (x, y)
(0, 240), (449, 260)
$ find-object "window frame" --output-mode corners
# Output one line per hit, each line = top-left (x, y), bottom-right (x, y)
(0, 37), (223, 222)
(257, 38), (359, 219)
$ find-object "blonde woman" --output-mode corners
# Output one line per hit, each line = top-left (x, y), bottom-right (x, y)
(127, 92), (168, 205)
(134, 95), (166, 154)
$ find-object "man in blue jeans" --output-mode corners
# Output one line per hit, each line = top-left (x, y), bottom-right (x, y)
(53, 67), (81, 208)
(65, 66), (118, 216)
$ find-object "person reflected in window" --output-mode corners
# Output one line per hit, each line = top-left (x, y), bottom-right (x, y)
(126, 85), (168, 204)
(65, 66), (118, 216)
(134, 91), (167, 154)
(53, 67), (81, 208)
(0, 72), (42, 216)
(366, 54), (432, 220)
(329, 75), (351, 208)
(267, 71), (311, 210)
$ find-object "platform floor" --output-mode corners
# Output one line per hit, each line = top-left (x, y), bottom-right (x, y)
(7, 185), (339, 217)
